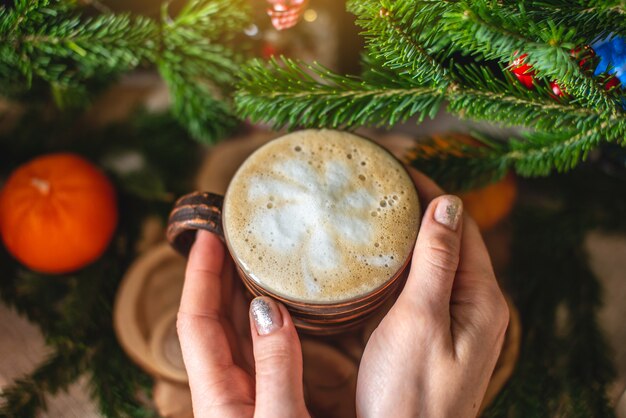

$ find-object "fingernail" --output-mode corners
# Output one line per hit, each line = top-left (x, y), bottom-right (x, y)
(251, 297), (283, 335)
(434, 195), (463, 231)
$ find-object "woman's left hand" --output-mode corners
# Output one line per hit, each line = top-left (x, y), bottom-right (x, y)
(177, 230), (310, 418)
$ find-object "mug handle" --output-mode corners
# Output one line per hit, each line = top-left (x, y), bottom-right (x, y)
(166, 191), (225, 256)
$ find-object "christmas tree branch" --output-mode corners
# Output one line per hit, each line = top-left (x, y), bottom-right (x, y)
(530, 0), (626, 40)
(405, 119), (626, 189)
(483, 168), (624, 416)
(237, 0), (626, 184)
(237, 57), (626, 180)
(441, 1), (621, 113)
(236, 58), (445, 128)
(0, 4), (158, 88)
(353, 0), (450, 85)
(0, 347), (87, 417)
(156, 0), (248, 141)
(0, 0), (250, 142)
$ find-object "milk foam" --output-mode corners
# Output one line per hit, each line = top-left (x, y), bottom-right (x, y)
(223, 130), (420, 303)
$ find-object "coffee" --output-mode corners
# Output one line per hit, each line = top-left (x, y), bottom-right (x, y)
(222, 130), (420, 303)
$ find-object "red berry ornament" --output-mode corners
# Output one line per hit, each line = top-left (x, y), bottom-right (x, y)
(550, 81), (566, 98)
(510, 53), (536, 89)
(571, 45), (598, 74)
(261, 42), (279, 59)
(604, 74), (621, 91)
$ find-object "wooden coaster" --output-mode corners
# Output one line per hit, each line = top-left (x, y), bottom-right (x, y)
(301, 339), (358, 418)
(153, 379), (193, 418)
(113, 242), (188, 383)
(149, 309), (187, 383)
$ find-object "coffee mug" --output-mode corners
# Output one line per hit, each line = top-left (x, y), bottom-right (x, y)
(167, 129), (421, 334)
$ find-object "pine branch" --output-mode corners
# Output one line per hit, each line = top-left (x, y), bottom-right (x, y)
(88, 338), (154, 418)
(0, 5), (158, 89)
(237, 0), (626, 181)
(483, 170), (622, 416)
(405, 119), (626, 189)
(0, 0), (250, 142)
(529, 1), (626, 40)
(402, 133), (509, 191)
(236, 57), (445, 129)
(237, 57), (626, 180)
(0, 346), (87, 418)
(159, 0), (247, 88)
(440, 0), (623, 113)
(352, 0), (451, 86)
(160, 63), (239, 143)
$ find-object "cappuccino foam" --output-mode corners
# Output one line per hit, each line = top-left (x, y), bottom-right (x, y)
(223, 130), (420, 302)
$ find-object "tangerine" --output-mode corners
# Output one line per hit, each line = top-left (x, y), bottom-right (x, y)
(0, 153), (118, 274)
(460, 173), (517, 231)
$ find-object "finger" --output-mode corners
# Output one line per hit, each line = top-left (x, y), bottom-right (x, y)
(454, 213), (509, 341)
(458, 214), (496, 276)
(399, 195), (464, 314)
(177, 231), (235, 391)
(180, 230), (225, 316)
(406, 167), (445, 204)
(249, 297), (309, 418)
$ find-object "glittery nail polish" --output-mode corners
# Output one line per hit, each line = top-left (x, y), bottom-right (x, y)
(251, 297), (282, 335)
(434, 195), (462, 231)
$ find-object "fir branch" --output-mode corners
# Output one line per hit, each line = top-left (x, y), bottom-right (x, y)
(88, 338), (154, 418)
(159, 0), (247, 88)
(405, 118), (626, 189)
(152, 0), (248, 142)
(402, 134), (509, 191)
(236, 57), (445, 129)
(237, 57), (626, 179)
(160, 63), (239, 143)
(157, 0), (250, 142)
(352, 0), (451, 86)
(439, 0), (623, 113)
(0, 7), (158, 89)
(483, 171), (622, 416)
(529, 1), (626, 40)
(0, 0), (251, 142)
(0, 347), (87, 418)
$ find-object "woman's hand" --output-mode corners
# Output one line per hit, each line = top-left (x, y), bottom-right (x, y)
(177, 230), (310, 418)
(356, 170), (510, 418)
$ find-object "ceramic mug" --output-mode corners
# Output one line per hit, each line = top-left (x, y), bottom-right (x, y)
(166, 130), (421, 334)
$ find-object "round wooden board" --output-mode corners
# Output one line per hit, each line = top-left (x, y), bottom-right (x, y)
(301, 339), (358, 418)
(113, 242), (188, 383)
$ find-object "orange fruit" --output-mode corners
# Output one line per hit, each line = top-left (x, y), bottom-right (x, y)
(460, 173), (517, 231)
(0, 153), (118, 274)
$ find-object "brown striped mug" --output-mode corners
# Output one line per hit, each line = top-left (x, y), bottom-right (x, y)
(167, 130), (421, 334)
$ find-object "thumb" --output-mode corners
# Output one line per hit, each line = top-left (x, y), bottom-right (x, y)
(249, 297), (309, 418)
(399, 195), (463, 314)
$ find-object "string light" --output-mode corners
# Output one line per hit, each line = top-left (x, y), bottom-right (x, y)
(303, 8), (318, 22)
(244, 24), (259, 37)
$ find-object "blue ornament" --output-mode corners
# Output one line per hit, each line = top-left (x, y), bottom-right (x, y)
(592, 36), (626, 83)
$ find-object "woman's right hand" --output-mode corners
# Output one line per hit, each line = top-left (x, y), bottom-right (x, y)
(356, 170), (510, 418)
